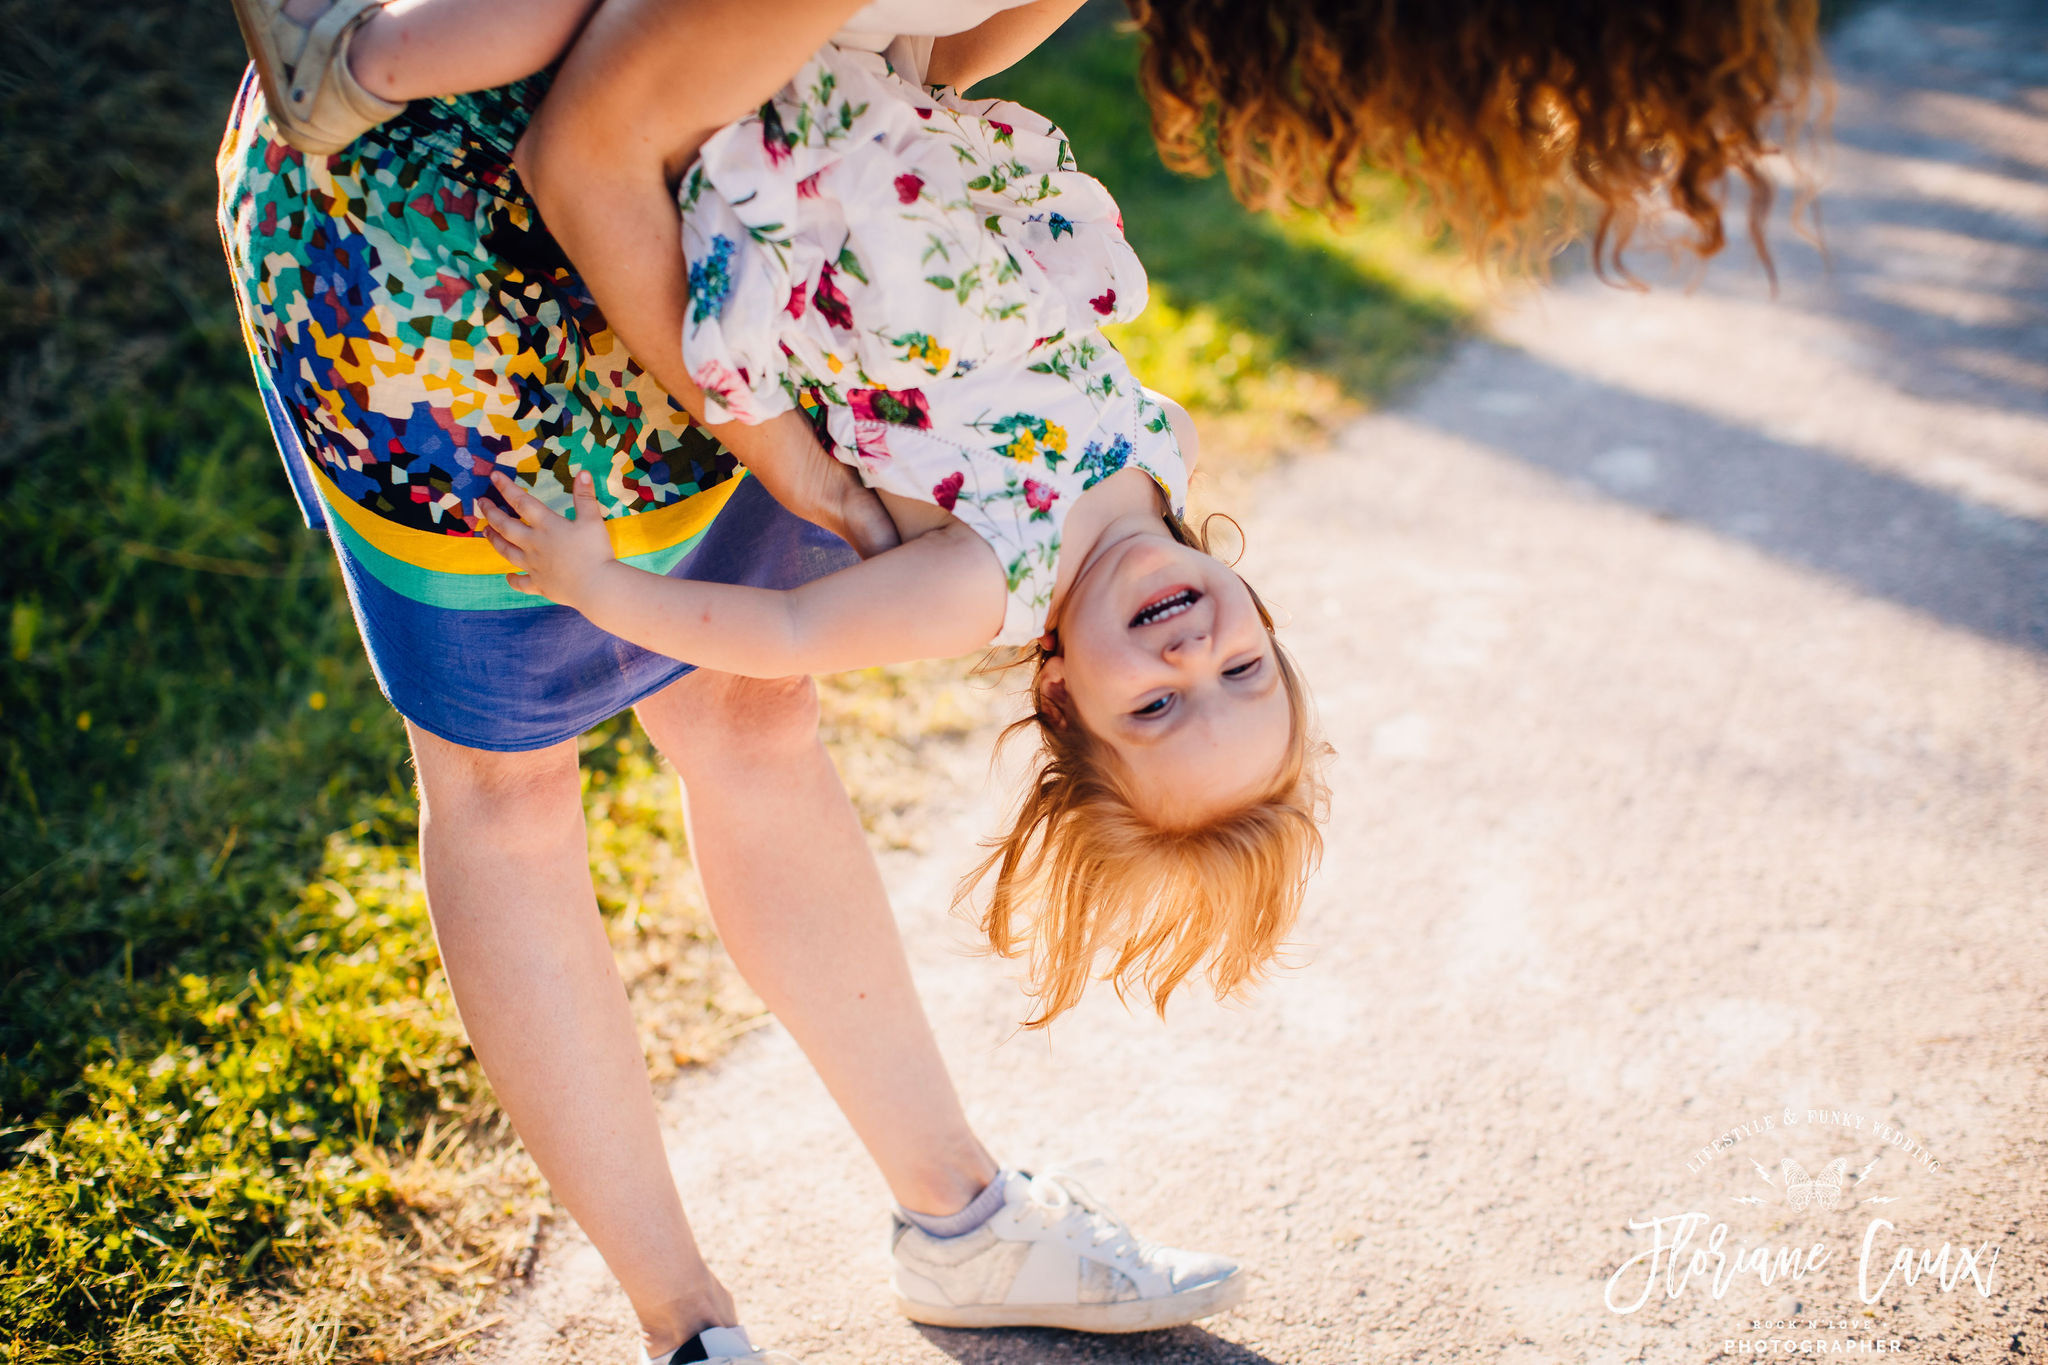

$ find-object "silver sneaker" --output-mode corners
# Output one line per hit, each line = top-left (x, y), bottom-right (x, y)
(891, 1169), (1246, 1332)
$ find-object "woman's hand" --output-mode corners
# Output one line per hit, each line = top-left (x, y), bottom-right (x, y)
(480, 470), (619, 609)
(728, 412), (901, 559)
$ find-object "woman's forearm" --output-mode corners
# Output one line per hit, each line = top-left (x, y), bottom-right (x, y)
(516, 0), (864, 410)
(508, 155), (820, 473)
(530, 156), (706, 407)
(515, 0), (886, 527)
(513, 144), (893, 549)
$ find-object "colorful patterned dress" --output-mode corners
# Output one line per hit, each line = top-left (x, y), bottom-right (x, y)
(680, 45), (1187, 646)
(217, 70), (852, 751)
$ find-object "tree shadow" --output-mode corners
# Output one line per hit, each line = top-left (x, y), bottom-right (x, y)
(1766, 187), (2048, 419)
(1397, 0), (2048, 654)
(1405, 340), (2048, 653)
(1734, 0), (2045, 415)
(1744, 169), (2048, 430)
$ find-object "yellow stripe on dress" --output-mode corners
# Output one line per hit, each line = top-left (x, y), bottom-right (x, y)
(305, 456), (743, 574)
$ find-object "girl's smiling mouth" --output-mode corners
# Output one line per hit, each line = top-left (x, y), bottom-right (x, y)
(1130, 586), (1202, 628)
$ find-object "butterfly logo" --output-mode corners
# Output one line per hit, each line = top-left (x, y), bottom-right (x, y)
(1781, 1157), (1848, 1211)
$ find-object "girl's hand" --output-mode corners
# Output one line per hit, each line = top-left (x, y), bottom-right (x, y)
(480, 470), (617, 608)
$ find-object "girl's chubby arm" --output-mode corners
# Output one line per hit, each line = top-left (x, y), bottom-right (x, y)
(479, 472), (1005, 677)
(926, 0), (1091, 92)
(514, 0), (897, 556)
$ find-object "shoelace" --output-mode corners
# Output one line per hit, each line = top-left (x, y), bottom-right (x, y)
(1023, 1170), (1158, 1268)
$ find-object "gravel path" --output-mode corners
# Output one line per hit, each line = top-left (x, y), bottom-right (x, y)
(469, 3), (2047, 1361)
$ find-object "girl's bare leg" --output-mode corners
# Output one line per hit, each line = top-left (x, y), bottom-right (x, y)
(408, 724), (733, 1357)
(636, 671), (999, 1216)
(279, 0), (599, 103)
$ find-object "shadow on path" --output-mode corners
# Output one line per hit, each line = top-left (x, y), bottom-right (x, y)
(1407, 343), (2048, 653)
(1398, 0), (2048, 655)
(915, 1323), (1285, 1365)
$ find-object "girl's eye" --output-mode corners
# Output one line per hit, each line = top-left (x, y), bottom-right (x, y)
(1224, 658), (1261, 679)
(1132, 694), (1172, 717)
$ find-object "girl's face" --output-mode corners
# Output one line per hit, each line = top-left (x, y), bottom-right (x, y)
(1041, 531), (1294, 828)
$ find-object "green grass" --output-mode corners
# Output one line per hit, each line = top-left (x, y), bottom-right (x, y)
(0, 0), (257, 468)
(0, 8), (539, 1355)
(0, 3), (1469, 1359)
(0, 1), (447, 1339)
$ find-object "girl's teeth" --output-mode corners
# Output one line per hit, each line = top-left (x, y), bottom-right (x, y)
(1133, 590), (1197, 626)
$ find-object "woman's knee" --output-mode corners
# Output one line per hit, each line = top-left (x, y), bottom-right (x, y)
(637, 672), (821, 772)
(408, 723), (584, 828)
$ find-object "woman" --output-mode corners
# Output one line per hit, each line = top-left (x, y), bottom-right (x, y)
(220, 1), (1821, 1361)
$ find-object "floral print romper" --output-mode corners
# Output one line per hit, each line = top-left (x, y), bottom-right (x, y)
(680, 44), (1189, 646)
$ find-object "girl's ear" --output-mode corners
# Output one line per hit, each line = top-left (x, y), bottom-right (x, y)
(1036, 656), (1073, 731)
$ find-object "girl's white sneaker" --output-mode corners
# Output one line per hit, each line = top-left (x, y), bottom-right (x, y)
(644, 1326), (800, 1364)
(889, 1169), (1246, 1333)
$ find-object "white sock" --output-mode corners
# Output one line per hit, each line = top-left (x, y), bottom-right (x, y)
(895, 1169), (1009, 1238)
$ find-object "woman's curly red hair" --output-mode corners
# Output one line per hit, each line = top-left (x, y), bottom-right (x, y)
(1125, 0), (1825, 277)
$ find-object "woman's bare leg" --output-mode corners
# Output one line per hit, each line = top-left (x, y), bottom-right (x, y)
(636, 672), (999, 1216)
(408, 724), (732, 1357)
(409, 669), (994, 1354)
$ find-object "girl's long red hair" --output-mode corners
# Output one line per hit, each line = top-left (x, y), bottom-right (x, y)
(959, 515), (1331, 1028)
